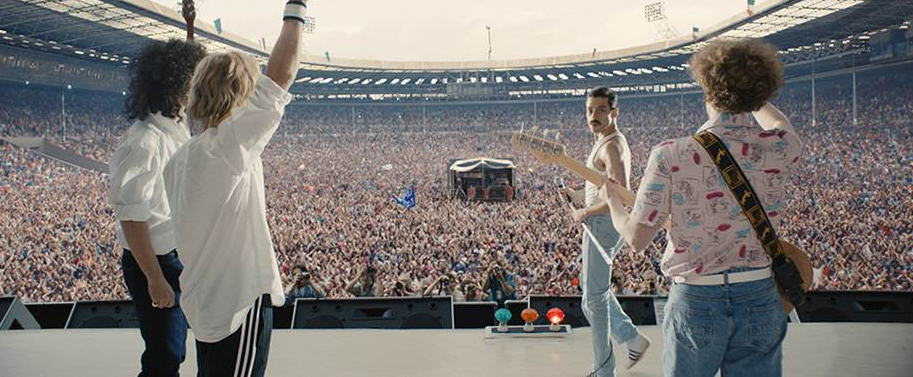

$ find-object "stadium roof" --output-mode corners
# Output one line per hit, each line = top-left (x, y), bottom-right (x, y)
(1, 0), (912, 96)
(288, 0), (913, 92)
(295, 0), (887, 71)
(0, 0), (267, 64)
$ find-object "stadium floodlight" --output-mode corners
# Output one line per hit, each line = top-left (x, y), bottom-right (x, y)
(644, 2), (678, 41)
(301, 15), (316, 34)
(644, 2), (664, 22)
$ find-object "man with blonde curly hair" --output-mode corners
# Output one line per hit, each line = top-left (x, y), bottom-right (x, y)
(600, 38), (802, 376)
(163, 1), (307, 376)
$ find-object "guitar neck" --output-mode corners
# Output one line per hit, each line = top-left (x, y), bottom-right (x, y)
(555, 155), (637, 207)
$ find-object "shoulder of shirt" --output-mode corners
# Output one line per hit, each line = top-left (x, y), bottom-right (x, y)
(121, 118), (165, 150)
(652, 136), (691, 153)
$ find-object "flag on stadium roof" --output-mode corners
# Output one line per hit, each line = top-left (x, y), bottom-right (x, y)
(214, 18), (222, 35)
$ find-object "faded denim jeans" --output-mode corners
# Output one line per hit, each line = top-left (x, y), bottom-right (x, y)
(581, 214), (640, 377)
(663, 273), (787, 377)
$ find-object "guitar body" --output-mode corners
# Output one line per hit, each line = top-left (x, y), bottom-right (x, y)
(779, 240), (813, 313)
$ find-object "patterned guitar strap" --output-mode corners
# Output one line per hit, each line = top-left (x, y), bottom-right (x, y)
(692, 131), (805, 308)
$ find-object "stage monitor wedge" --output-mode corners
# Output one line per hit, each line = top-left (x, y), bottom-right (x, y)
(797, 291), (913, 323)
(292, 297), (453, 329)
(25, 302), (76, 329)
(453, 302), (498, 328)
(67, 300), (138, 329)
(0, 296), (40, 330)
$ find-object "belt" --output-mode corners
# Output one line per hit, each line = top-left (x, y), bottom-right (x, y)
(673, 268), (772, 285)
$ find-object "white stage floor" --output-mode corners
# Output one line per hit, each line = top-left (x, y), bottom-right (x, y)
(1, 323), (912, 376)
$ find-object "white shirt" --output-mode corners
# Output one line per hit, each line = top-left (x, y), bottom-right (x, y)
(584, 131), (631, 206)
(164, 76), (291, 342)
(108, 112), (190, 255)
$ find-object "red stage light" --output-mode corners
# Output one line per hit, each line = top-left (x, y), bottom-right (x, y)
(546, 308), (564, 324)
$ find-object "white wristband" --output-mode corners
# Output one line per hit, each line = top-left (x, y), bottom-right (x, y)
(283, 1), (307, 23)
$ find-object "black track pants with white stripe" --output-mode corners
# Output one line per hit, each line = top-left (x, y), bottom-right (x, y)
(195, 294), (274, 377)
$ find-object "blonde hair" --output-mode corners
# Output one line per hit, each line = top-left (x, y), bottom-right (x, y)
(187, 51), (260, 129)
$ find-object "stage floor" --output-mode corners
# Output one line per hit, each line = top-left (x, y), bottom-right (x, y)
(1, 323), (912, 376)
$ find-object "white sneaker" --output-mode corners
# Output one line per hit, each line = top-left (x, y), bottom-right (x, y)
(625, 333), (651, 370)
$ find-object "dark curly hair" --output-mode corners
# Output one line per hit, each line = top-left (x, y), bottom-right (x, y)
(126, 39), (207, 120)
(586, 86), (618, 110)
(689, 39), (784, 114)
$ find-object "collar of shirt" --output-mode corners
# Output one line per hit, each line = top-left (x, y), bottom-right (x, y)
(147, 112), (190, 144)
(697, 110), (754, 134)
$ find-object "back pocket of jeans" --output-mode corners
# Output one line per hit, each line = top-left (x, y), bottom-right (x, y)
(748, 302), (786, 351)
(668, 304), (716, 351)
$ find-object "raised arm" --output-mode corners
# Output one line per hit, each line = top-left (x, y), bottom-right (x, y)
(266, 1), (306, 90)
(182, 0), (196, 41)
(752, 103), (794, 133)
(345, 269), (362, 295)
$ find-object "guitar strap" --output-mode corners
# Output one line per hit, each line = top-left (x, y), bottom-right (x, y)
(692, 131), (806, 307)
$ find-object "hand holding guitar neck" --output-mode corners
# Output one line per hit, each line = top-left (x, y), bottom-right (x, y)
(512, 130), (671, 230)
(511, 130), (635, 206)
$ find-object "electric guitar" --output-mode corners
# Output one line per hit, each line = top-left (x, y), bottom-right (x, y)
(510, 130), (669, 229)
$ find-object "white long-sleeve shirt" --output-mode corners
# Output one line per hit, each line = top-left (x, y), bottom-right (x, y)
(163, 75), (291, 342)
(108, 112), (190, 255)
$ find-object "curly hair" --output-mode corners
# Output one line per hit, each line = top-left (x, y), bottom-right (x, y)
(125, 39), (207, 120)
(689, 39), (784, 114)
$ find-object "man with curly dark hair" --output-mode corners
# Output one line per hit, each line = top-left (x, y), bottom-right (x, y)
(107, 6), (206, 373)
(600, 38), (802, 376)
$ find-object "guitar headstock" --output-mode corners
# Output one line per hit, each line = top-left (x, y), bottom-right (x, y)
(510, 130), (568, 164)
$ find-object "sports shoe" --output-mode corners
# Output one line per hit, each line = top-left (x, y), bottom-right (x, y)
(626, 333), (651, 370)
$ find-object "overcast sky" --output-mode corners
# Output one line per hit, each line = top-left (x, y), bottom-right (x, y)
(188, 0), (751, 61)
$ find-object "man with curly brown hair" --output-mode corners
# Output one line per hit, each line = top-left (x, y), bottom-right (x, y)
(600, 38), (802, 376)
(107, 6), (205, 374)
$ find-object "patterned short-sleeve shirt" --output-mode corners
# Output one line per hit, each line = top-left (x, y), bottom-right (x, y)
(630, 112), (802, 278)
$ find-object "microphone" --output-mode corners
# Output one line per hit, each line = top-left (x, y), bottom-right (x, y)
(554, 177), (573, 205)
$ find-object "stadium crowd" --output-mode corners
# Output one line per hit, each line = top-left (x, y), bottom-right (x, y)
(0, 68), (910, 303)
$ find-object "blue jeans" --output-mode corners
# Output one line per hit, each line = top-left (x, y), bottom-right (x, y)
(122, 250), (188, 377)
(581, 214), (639, 377)
(663, 275), (787, 377)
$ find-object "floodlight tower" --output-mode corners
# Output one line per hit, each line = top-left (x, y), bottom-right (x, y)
(299, 0), (317, 35)
(644, 2), (678, 41)
(299, 0), (316, 55)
